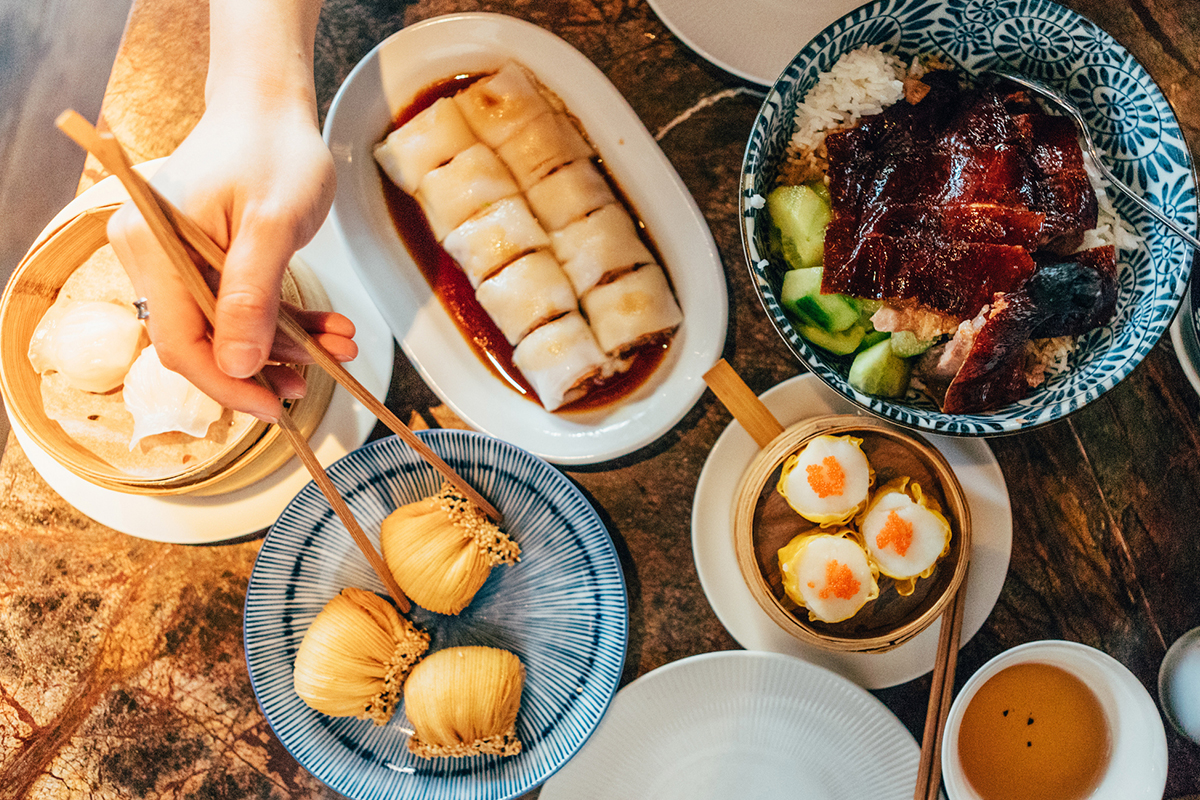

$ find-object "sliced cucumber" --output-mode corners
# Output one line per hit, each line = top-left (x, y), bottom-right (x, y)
(767, 185), (831, 270)
(800, 321), (866, 356)
(849, 337), (912, 397)
(889, 329), (938, 358)
(781, 267), (860, 333)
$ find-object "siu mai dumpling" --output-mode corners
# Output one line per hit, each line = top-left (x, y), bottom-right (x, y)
(512, 311), (609, 411)
(373, 97), (478, 194)
(857, 477), (952, 596)
(525, 160), (615, 232)
(497, 112), (594, 190)
(550, 204), (654, 296)
(777, 529), (879, 623)
(580, 263), (682, 354)
(777, 434), (873, 526)
(453, 62), (553, 148)
(415, 143), (519, 240)
(442, 196), (551, 288)
(476, 251), (577, 345)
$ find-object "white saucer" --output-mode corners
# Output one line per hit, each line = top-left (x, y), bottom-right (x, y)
(9, 169), (394, 544)
(541, 650), (921, 799)
(691, 373), (1012, 689)
(645, 0), (869, 85)
(1170, 299), (1200, 397)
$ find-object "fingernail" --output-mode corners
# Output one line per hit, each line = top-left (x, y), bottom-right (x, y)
(217, 343), (264, 378)
(281, 385), (307, 400)
(250, 410), (279, 424)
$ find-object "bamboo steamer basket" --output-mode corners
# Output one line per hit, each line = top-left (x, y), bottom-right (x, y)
(0, 202), (335, 496)
(733, 414), (971, 653)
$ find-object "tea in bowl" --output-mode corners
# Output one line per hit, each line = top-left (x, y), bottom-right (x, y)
(942, 640), (1167, 800)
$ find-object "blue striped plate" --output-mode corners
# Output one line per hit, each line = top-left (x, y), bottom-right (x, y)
(244, 430), (628, 800)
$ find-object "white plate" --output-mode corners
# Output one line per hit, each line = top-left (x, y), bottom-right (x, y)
(540, 650), (920, 799)
(324, 13), (727, 465)
(691, 373), (1012, 689)
(1170, 300), (1200, 398)
(645, 0), (869, 86)
(8, 168), (394, 544)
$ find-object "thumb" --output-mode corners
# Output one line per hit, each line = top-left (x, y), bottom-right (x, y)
(212, 220), (294, 379)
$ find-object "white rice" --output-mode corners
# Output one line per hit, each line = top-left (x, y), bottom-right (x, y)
(1079, 150), (1144, 255)
(789, 45), (907, 158)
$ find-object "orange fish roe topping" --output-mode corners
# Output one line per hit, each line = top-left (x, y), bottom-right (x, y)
(818, 559), (860, 600)
(875, 509), (914, 556)
(805, 456), (846, 498)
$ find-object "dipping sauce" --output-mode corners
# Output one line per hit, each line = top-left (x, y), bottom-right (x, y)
(957, 662), (1110, 800)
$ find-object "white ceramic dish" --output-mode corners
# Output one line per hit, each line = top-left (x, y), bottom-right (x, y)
(7, 167), (394, 543)
(1171, 298), (1200, 398)
(1159, 626), (1200, 744)
(325, 13), (727, 465)
(540, 650), (921, 800)
(691, 373), (1012, 689)
(645, 0), (867, 86)
(942, 640), (1168, 800)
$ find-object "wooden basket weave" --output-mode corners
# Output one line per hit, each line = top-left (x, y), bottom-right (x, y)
(0, 202), (334, 496)
(733, 414), (972, 653)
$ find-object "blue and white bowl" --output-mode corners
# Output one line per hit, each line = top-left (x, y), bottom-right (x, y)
(244, 430), (628, 800)
(741, 0), (1197, 436)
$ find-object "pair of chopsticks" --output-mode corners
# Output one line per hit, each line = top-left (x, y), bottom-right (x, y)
(56, 110), (501, 611)
(914, 564), (970, 800)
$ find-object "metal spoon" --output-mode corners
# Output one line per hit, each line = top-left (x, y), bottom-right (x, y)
(990, 70), (1200, 251)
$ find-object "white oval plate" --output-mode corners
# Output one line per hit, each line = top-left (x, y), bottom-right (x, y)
(324, 13), (727, 465)
(691, 373), (1013, 689)
(645, 0), (868, 86)
(541, 650), (920, 799)
(6, 166), (393, 544)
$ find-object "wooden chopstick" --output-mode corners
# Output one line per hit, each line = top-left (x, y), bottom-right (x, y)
(914, 563), (970, 800)
(56, 110), (412, 612)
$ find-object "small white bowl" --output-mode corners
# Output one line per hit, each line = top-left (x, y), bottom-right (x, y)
(941, 640), (1167, 800)
(1159, 626), (1200, 744)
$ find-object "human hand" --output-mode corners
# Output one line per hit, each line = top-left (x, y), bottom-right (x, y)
(107, 97), (350, 422)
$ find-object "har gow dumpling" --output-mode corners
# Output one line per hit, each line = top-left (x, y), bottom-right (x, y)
(28, 300), (147, 393)
(122, 344), (223, 448)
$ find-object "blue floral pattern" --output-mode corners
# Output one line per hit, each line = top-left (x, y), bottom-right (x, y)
(741, 0), (1196, 437)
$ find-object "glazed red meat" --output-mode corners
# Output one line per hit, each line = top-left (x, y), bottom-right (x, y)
(821, 74), (1099, 318)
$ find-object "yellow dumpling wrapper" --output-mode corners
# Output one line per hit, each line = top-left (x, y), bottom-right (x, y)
(855, 477), (952, 596)
(292, 587), (430, 725)
(404, 646), (525, 759)
(777, 528), (879, 623)
(381, 482), (519, 615)
(776, 434), (875, 527)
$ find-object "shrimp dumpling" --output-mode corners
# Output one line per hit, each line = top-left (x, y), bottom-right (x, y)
(476, 251), (577, 345)
(777, 530), (879, 623)
(858, 477), (952, 596)
(550, 204), (655, 296)
(442, 196), (550, 288)
(373, 97), (478, 194)
(415, 143), (519, 240)
(122, 345), (223, 448)
(777, 434), (873, 526)
(525, 160), (615, 232)
(580, 263), (682, 355)
(512, 311), (609, 411)
(497, 111), (594, 190)
(454, 62), (554, 148)
(28, 300), (147, 393)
